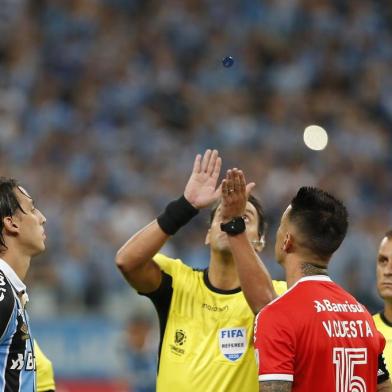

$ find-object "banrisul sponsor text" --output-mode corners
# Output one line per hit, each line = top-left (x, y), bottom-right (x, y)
(314, 299), (364, 313)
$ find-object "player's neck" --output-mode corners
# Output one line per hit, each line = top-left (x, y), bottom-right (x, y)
(1, 248), (31, 281)
(284, 255), (328, 288)
(384, 301), (392, 324)
(208, 251), (240, 291)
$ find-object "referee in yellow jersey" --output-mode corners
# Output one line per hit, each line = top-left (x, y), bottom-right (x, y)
(116, 150), (286, 392)
(35, 341), (55, 392)
(374, 230), (392, 374)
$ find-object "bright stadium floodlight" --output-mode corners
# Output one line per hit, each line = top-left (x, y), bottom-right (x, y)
(303, 125), (328, 151)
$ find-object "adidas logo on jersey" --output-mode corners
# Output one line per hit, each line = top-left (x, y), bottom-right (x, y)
(314, 299), (364, 313)
(378, 369), (385, 377)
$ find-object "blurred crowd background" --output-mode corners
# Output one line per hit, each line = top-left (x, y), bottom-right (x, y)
(1, 0), (392, 389)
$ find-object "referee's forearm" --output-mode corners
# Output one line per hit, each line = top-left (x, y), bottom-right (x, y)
(115, 219), (169, 292)
(116, 220), (168, 272)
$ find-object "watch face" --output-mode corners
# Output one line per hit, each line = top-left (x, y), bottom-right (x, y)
(220, 217), (246, 236)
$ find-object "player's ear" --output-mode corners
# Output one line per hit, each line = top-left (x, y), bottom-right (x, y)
(282, 232), (293, 253)
(3, 216), (19, 235)
(205, 229), (211, 245)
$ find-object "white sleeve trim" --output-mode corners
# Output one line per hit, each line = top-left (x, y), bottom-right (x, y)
(259, 374), (294, 382)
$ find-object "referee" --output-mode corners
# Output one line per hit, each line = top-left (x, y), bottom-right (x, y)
(35, 341), (55, 392)
(116, 150), (286, 392)
(374, 230), (392, 374)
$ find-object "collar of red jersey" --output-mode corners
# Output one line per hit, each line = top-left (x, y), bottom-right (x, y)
(0, 258), (27, 295)
(297, 275), (332, 283)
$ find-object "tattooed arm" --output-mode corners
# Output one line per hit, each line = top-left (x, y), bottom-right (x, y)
(259, 381), (292, 392)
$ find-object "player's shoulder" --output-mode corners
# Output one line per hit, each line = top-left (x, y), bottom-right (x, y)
(0, 269), (15, 307)
(259, 290), (293, 318)
(260, 279), (308, 315)
(256, 280), (321, 328)
(0, 269), (16, 338)
(271, 279), (303, 303)
(255, 293), (292, 332)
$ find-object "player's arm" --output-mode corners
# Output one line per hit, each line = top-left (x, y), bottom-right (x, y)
(259, 381), (292, 392)
(116, 149), (222, 293)
(377, 353), (392, 391)
(378, 380), (392, 392)
(220, 169), (277, 314)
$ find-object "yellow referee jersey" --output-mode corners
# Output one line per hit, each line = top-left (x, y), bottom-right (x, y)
(34, 340), (55, 392)
(373, 312), (392, 374)
(148, 254), (286, 392)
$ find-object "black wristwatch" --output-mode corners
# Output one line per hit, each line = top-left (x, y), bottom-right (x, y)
(220, 217), (246, 236)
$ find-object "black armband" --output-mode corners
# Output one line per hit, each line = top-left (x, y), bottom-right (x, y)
(157, 195), (199, 235)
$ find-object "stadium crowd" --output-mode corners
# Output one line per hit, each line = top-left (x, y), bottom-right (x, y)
(1, 0), (392, 318)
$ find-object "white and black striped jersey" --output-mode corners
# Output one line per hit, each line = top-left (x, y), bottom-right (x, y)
(0, 259), (36, 392)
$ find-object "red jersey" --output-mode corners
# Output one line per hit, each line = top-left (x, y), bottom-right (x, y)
(254, 276), (386, 391)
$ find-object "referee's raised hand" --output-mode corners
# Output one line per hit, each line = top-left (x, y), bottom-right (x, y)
(184, 149), (222, 209)
(221, 168), (255, 221)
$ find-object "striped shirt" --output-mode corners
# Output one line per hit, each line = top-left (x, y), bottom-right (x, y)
(0, 259), (36, 392)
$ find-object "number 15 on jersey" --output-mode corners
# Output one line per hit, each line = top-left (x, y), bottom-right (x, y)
(333, 347), (367, 392)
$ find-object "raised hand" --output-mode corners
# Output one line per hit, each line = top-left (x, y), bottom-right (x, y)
(184, 149), (222, 209)
(220, 168), (255, 221)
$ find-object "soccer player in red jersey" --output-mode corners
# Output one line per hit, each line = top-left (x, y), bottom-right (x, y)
(219, 170), (392, 392)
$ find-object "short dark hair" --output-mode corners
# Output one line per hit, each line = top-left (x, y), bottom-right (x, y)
(288, 187), (348, 259)
(384, 230), (392, 240)
(209, 194), (266, 238)
(0, 178), (24, 251)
